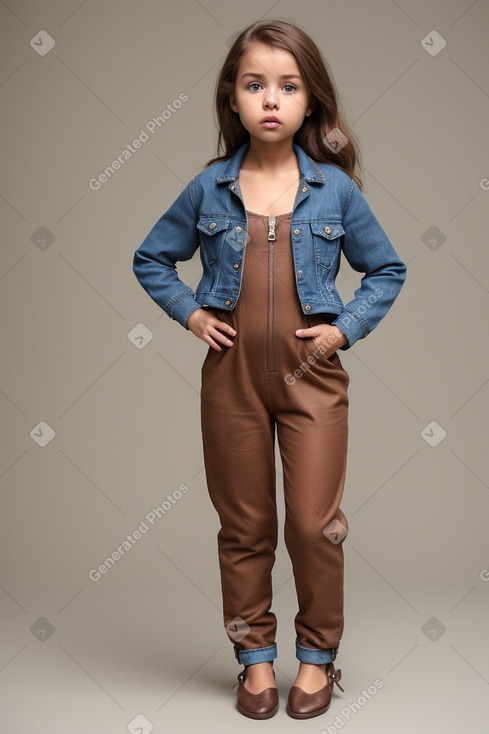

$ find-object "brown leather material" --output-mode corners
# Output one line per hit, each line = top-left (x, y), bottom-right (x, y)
(200, 212), (350, 658)
(286, 663), (344, 719)
(235, 667), (279, 719)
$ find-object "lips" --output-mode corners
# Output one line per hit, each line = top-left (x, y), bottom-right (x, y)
(261, 116), (281, 129)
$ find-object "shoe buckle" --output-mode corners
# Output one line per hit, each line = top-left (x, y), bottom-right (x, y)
(231, 668), (246, 690)
(328, 669), (345, 693)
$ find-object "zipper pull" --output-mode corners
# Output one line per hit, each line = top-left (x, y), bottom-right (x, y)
(268, 216), (276, 241)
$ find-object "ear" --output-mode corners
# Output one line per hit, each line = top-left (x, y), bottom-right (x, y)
(229, 94), (239, 114)
(305, 98), (316, 117)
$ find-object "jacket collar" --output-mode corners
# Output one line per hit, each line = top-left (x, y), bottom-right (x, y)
(215, 141), (326, 184)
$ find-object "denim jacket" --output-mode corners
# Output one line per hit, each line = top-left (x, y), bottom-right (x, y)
(133, 141), (406, 349)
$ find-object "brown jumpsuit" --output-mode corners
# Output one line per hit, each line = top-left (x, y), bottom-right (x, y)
(200, 210), (350, 667)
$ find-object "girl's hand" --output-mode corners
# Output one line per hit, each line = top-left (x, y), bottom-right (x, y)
(187, 308), (237, 351)
(295, 324), (348, 358)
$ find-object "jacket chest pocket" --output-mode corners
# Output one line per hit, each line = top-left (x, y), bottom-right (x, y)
(310, 220), (344, 269)
(196, 216), (231, 265)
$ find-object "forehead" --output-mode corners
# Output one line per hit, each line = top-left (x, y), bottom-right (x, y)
(237, 42), (301, 76)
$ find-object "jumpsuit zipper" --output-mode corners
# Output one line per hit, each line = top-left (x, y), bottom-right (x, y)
(267, 216), (276, 373)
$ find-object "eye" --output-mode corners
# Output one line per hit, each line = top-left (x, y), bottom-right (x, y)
(283, 84), (296, 92)
(248, 82), (262, 91)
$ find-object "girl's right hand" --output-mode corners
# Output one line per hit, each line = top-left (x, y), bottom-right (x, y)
(187, 308), (236, 351)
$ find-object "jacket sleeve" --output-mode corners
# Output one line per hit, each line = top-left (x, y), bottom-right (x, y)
(332, 178), (407, 350)
(132, 179), (202, 329)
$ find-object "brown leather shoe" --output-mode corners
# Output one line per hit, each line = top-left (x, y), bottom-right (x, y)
(233, 666), (279, 719)
(286, 662), (344, 719)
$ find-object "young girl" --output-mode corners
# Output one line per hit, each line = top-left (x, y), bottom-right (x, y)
(133, 19), (406, 721)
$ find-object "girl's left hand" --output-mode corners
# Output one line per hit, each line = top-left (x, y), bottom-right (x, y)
(295, 324), (348, 358)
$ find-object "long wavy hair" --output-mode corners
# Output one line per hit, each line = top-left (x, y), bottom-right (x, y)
(204, 19), (363, 188)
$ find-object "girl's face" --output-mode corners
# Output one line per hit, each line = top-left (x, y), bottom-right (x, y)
(229, 42), (315, 146)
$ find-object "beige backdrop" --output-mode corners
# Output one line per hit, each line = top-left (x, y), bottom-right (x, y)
(1, 1), (488, 732)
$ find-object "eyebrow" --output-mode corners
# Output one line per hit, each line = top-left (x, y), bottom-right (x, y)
(240, 72), (302, 80)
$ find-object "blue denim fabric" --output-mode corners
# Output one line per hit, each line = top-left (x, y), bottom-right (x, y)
(234, 642), (278, 665)
(233, 639), (336, 665)
(133, 141), (407, 350)
(295, 637), (336, 664)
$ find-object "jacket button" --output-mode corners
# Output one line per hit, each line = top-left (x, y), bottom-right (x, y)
(230, 185), (237, 191)
(209, 222), (217, 230)
(293, 228), (301, 235)
(225, 300), (231, 306)
(235, 226), (242, 233)
(302, 186), (308, 192)
(324, 226), (331, 234)
(233, 262), (239, 269)
(305, 304), (312, 311)
(297, 269), (303, 275)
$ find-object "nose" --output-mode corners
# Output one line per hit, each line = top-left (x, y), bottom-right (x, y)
(264, 86), (279, 109)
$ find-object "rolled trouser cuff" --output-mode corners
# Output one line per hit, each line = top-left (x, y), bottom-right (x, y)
(295, 636), (338, 663)
(234, 642), (277, 665)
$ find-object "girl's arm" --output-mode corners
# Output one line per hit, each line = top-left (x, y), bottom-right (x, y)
(132, 181), (202, 328)
(332, 179), (407, 350)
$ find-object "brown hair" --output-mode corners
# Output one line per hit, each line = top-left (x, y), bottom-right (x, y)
(204, 19), (363, 188)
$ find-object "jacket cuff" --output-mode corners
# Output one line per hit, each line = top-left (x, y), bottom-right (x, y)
(170, 293), (202, 329)
(332, 311), (367, 350)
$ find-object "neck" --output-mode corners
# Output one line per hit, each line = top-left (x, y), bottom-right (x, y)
(242, 136), (297, 174)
